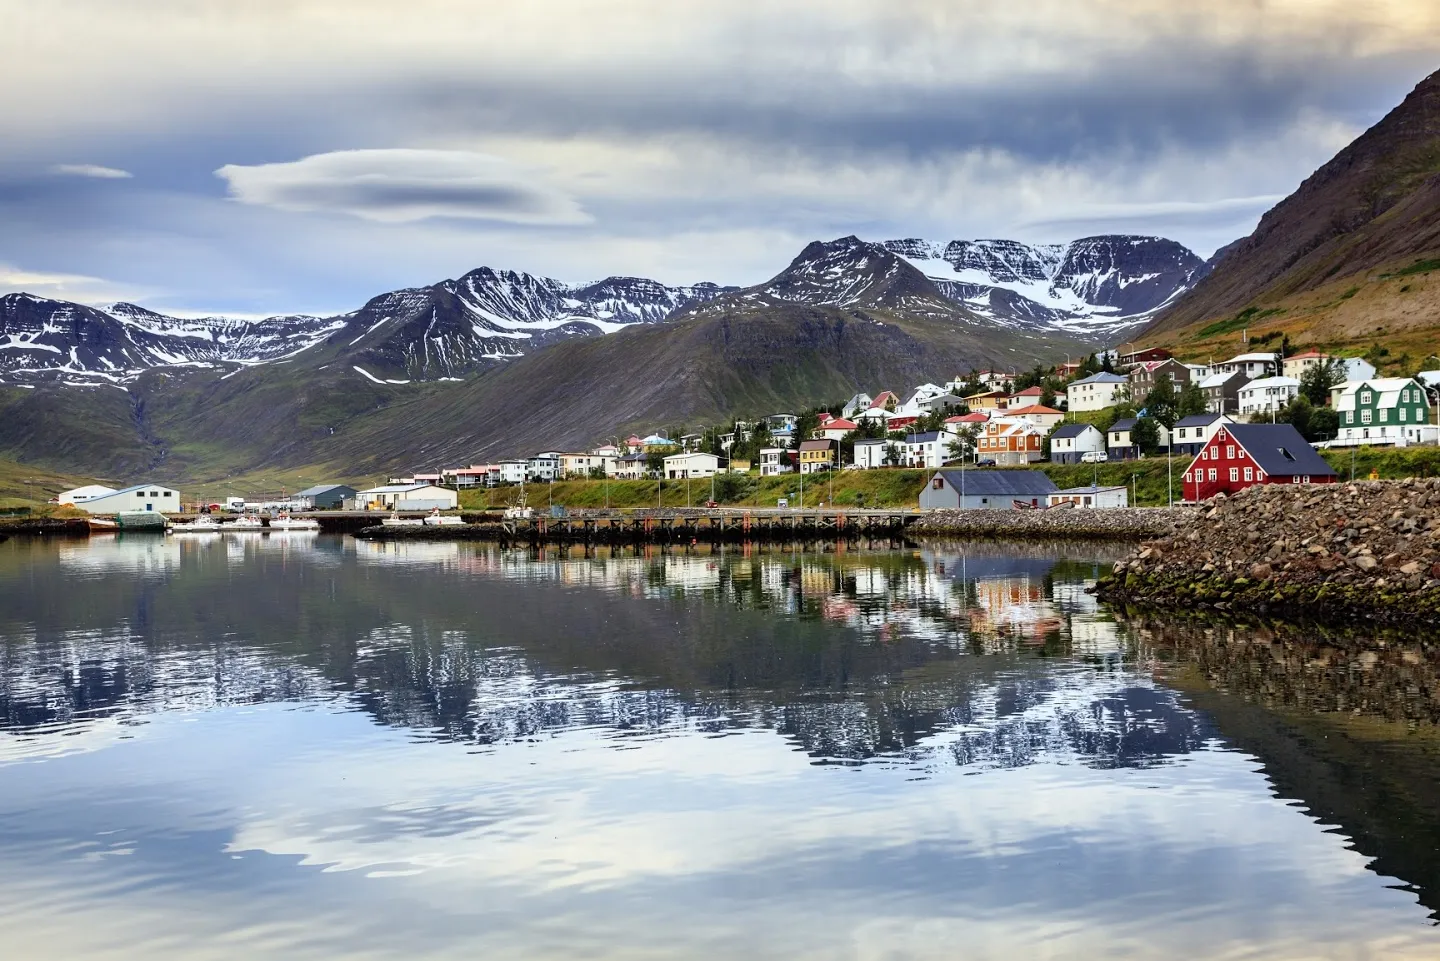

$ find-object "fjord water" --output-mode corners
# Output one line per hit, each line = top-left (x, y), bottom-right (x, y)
(2, 536), (1439, 960)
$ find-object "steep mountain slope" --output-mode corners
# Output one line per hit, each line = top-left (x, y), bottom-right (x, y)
(882, 235), (1205, 340)
(1141, 68), (1440, 360)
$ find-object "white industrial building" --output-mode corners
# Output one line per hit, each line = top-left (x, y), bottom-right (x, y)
(1047, 486), (1129, 509)
(72, 484), (182, 514)
(356, 483), (459, 511)
(55, 485), (118, 505)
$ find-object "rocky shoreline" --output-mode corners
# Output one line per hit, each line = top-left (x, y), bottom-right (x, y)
(910, 507), (1195, 541)
(1094, 479), (1440, 625)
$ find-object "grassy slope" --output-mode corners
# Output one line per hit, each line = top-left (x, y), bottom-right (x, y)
(0, 456), (97, 509)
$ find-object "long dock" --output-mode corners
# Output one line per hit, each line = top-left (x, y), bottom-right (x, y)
(349, 508), (922, 545)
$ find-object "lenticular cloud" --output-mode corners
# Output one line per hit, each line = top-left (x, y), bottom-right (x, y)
(215, 149), (591, 225)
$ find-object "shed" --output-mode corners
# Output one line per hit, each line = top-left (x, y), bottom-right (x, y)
(919, 470), (1058, 510)
(295, 484), (358, 510)
(1048, 485), (1129, 509)
(357, 483), (458, 511)
(73, 484), (182, 515)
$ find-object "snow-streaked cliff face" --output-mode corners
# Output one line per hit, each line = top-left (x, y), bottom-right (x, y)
(882, 235), (1205, 339)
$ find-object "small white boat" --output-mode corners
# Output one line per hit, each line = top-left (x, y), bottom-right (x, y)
(268, 512), (320, 532)
(173, 516), (223, 535)
(423, 510), (464, 527)
(229, 515), (265, 531)
(381, 512), (424, 527)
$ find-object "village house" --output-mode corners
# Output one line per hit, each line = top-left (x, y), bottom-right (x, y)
(663, 451), (721, 478)
(798, 438), (837, 473)
(527, 453), (561, 481)
(841, 393), (874, 419)
(1117, 347), (1173, 367)
(72, 484), (182, 515)
(1331, 378), (1438, 447)
(497, 460), (528, 485)
(1067, 372), (1129, 412)
(971, 371), (1010, 390)
(1003, 404), (1065, 430)
(1237, 376), (1301, 417)
(903, 431), (945, 469)
(1047, 485), (1129, 509)
(816, 417), (859, 442)
(1107, 418), (1171, 460)
(852, 438), (889, 469)
(1181, 423), (1336, 501)
(1005, 385), (1046, 407)
(612, 452), (649, 479)
(945, 411), (990, 428)
(441, 466), (493, 488)
(1282, 352), (1377, 382)
(1171, 413), (1234, 456)
(759, 447), (796, 476)
(1048, 424), (1105, 464)
(1214, 352), (1278, 380)
(919, 470), (1058, 510)
(870, 390), (901, 411)
(963, 389), (1010, 411)
(1198, 370), (1249, 414)
(978, 419), (1044, 466)
(640, 434), (675, 453)
(559, 453), (602, 477)
(1128, 358), (1193, 393)
(916, 392), (969, 414)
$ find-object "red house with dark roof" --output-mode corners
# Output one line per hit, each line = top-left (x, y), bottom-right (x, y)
(1181, 423), (1337, 501)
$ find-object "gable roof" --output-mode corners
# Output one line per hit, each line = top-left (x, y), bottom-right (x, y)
(1223, 353), (1279, 364)
(1051, 423), (1100, 440)
(1174, 413), (1225, 429)
(1005, 404), (1062, 415)
(1239, 376), (1300, 391)
(1071, 372), (1128, 386)
(1222, 423), (1336, 477)
(1199, 371), (1245, 389)
(932, 470), (1058, 497)
(295, 484), (355, 497)
(798, 439), (836, 452)
(1332, 378), (1425, 412)
(823, 417), (858, 430)
(1109, 418), (1138, 432)
(946, 412), (989, 423)
(905, 431), (942, 443)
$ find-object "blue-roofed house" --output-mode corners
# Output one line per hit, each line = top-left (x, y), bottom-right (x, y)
(1048, 424), (1104, 464)
(919, 470), (1058, 510)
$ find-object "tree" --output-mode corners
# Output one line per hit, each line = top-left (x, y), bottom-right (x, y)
(1101, 353), (1115, 373)
(794, 408), (821, 444)
(588, 465), (607, 480)
(1040, 386), (1057, 409)
(1176, 380), (1207, 419)
(1308, 405), (1339, 442)
(1132, 417), (1161, 456)
(1279, 395), (1314, 437)
(882, 441), (904, 467)
(1142, 373), (1179, 428)
(1299, 358), (1344, 406)
(945, 425), (980, 464)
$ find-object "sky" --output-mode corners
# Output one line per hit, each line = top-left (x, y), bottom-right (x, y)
(1, 0), (1438, 316)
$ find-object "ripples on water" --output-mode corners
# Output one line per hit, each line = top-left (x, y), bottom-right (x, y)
(1, 534), (1438, 960)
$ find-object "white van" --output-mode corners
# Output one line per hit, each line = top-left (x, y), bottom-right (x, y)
(225, 497), (246, 512)
(1080, 451), (1108, 464)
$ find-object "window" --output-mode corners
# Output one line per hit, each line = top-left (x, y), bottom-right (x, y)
(932, 478), (943, 490)
(1361, 392), (1372, 405)
(1226, 446), (1235, 459)
(1208, 469), (1217, 482)
(1302, 475), (1310, 484)
(1400, 407), (1408, 422)
(1184, 471), (1192, 483)
(1229, 468), (1239, 482)
(1381, 409), (1389, 423)
(1361, 409), (1372, 424)
(1243, 467), (1253, 481)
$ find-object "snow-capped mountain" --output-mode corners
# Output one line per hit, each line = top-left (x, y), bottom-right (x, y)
(0, 293), (341, 385)
(881, 236), (1207, 339)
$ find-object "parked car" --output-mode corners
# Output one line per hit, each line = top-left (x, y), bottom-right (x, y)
(1080, 451), (1108, 463)
(976, 458), (997, 467)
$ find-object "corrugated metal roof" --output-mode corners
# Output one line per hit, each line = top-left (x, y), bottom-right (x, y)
(295, 484), (354, 497)
(932, 470), (1058, 496)
(1051, 424), (1099, 439)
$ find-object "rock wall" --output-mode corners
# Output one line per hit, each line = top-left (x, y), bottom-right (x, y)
(910, 507), (1194, 541)
(1095, 479), (1440, 624)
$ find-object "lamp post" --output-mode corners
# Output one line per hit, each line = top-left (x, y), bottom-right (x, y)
(1166, 428), (1173, 508)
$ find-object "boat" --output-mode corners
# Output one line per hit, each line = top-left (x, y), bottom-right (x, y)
(87, 517), (118, 533)
(381, 512), (424, 527)
(268, 512), (321, 532)
(172, 515), (223, 535)
(423, 509), (464, 527)
(229, 515), (265, 532)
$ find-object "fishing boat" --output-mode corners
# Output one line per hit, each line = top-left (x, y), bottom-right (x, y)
(268, 512), (320, 532)
(422, 509), (464, 527)
(229, 515), (265, 532)
(172, 515), (223, 535)
(87, 517), (118, 533)
(381, 512), (424, 527)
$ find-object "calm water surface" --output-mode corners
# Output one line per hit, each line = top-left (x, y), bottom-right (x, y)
(2, 534), (1439, 960)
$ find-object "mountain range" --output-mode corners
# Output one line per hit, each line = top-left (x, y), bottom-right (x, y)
(1, 233), (1202, 390)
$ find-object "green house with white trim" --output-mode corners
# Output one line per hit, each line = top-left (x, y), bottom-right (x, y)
(1331, 378), (1437, 447)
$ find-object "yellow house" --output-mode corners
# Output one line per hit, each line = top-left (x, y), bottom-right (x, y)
(798, 439), (837, 474)
(963, 390), (1009, 411)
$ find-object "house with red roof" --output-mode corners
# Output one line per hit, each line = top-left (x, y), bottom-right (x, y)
(816, 417), (859, 442)
(1181, 423), (1337, 501)
(1001, 404), (1065, 430)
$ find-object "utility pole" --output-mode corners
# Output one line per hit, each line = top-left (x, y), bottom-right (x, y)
(1166, 430), (1173, 508)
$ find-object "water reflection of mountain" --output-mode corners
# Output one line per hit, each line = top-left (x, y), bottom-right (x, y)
(1133, 614), (1440, 920)
(1, 538), (1190, 773)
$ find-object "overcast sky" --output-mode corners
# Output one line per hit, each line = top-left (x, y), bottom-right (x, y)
(2, 0), (1438, 316)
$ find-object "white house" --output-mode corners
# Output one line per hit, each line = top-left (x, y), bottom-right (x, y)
(903, 431), (946, 469)
(817, 418), (859, 442)
(1282, 351), (1377, 382)
(758, 448), (794, 476)
(55, 485), (117, 505)
(1215, 352), (1279, 379)
(664, 451), (720, 478)
(1067, 372), (1129, 412)
(527, 453), (561, 481)
(358, 484), (458, 511)
(1237, 376), (1300, 416)
(1048, 485), (1130, 509)
(1048, 424), (1105, 464)
(853, 438), (890, 469)
(72, 484), (181, 514)
(1330, 378), (1439, 447)
(841, 393), (873, 419)
(1171, 413), (1234, 455)
(497, 460), (528, 485)
(1003, 404), (1065, 430)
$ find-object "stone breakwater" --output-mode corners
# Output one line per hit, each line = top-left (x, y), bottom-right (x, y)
(910, 507), (1195, 541)
(1094, 479), (1440, 625)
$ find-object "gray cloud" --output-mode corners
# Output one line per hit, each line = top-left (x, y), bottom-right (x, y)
(215, 150), (590, 225)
